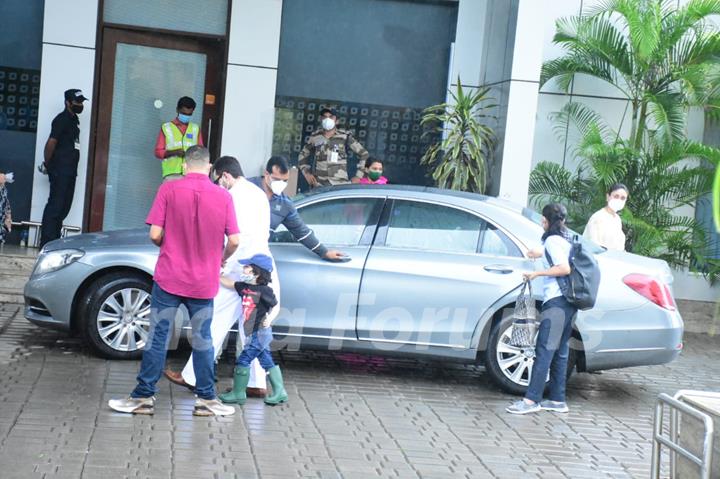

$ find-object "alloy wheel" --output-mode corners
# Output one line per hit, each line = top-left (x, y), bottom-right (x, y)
(495, 325), (537, 387)
(96, 288), (151, 352)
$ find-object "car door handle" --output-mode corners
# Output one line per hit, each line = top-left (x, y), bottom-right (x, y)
(330, 254), (352, 263)
(484, 265), (513, 274)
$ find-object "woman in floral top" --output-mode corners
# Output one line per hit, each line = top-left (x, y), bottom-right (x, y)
(0, 172), (11, 243)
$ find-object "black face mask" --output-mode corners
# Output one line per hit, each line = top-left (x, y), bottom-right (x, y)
(71, 104), (84, 114)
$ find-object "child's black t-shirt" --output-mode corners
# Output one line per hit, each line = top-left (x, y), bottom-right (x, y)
(233, 282), (278, 335)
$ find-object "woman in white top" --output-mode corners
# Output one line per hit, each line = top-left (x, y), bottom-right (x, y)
(583, 183), (628, 251)
(506, 203), (578, 415)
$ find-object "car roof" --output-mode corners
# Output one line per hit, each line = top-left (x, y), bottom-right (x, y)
(293, 184), (543, 249)
(295, 184), (528, 215)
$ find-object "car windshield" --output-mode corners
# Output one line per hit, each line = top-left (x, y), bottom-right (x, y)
(521, 207), (606, 254)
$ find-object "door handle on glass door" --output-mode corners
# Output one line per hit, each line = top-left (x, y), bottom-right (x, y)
(484, 265), (513, 274)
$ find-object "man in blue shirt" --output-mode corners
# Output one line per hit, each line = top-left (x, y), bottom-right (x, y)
(249, 156), (346, 261)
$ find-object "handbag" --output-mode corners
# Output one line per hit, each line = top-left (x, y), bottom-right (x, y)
(509, 281), (538, 347)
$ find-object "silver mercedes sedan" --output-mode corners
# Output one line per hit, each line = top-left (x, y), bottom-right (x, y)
(23, 185), (683, 394)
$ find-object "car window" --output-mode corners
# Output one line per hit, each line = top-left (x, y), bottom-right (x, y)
(480, 224), (522, 257)
(522, 206), (605, 254)
(271, 197), (382, 246)
(385, 200), (482, 253)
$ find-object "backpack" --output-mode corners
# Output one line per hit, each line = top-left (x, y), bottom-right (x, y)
(545, 234), (601, 310)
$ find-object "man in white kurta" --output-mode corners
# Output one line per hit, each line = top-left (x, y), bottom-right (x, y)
(164, 156), (278, 394)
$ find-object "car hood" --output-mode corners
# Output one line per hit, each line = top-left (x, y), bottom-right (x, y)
(44, 228), (154, 252)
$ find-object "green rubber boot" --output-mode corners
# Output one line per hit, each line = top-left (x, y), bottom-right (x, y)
(264, 366), (288, 406)
(219, 366), (250, 405)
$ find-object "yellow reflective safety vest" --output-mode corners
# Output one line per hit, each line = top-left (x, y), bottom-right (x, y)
(161, 121), (200, 178)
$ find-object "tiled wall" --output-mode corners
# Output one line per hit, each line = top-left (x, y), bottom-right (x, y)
(273, 96), (437, 188)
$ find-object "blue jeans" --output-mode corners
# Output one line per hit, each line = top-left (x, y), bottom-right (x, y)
(236, 327), (275, 370)
(525, 296), (577, 403)
(131, 283), (216, 400)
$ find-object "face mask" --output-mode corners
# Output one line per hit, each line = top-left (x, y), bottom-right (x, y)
(321, 117), (336, 131)
(214, 174), (229, 189)
(178, 113), (191, 124)
(71, 104), (84, 114)
(270, 179), (287, 195)
(608, 199), (626, 212)
(237, 272), (257, 285)
(368, 171), (382, 181)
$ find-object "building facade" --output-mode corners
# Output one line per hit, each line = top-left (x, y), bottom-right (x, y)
(1, 0), (716, 300)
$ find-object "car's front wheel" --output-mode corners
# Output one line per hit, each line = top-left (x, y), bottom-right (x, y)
(485, 315), (575, 395)
(82, 273), (152, 359)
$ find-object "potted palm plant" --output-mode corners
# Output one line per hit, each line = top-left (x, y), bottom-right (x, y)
(420, 80), (496, 194)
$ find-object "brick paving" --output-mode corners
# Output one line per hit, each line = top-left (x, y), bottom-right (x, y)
(0, 301), (718, 478)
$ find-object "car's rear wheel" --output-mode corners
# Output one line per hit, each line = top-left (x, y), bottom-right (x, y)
(485, 314), (575, 395)
(82, 273), (152, 359)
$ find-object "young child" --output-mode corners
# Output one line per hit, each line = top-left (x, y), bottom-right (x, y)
(359, 157), (388, 185)
(218, 254), (288, 406)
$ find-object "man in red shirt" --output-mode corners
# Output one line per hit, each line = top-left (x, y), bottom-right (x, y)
(154, 96), (204, 181)
(109, 145), (240, 417)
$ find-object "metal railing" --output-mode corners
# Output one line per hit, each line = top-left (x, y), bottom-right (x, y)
(8, 221), (81, 248)
(651, 390), (719, 478)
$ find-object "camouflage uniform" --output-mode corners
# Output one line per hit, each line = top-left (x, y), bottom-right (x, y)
(297, 128), (370, 186)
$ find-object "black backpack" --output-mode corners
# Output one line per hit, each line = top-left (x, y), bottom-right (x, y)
(545, 234), (601, 310)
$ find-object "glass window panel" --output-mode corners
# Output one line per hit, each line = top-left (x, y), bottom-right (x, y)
(104, 0), (228, 36)
(386, 201), (481, 253)
(103, 43), (206, 230)
(480, 225), (522, 257)
(271, 198), (381, 246)
(273, 0), (458, 190)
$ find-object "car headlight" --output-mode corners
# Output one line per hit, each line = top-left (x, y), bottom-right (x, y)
(32, 249), (85, 276)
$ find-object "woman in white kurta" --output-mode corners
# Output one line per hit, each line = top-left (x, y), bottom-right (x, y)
(583, 183), (628, 251)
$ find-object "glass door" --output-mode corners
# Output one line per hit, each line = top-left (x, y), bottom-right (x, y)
(88, 28), (224, 231)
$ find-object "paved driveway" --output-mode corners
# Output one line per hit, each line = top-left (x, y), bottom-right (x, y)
(0, 301), (718, 478)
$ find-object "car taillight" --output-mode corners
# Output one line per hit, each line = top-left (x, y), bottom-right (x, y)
(623, 274), (677, 311)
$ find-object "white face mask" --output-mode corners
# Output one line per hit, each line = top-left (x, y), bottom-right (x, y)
(608, 198), (626, 212)
(270, 179), (288, 195)
(237, 272), (257, 285)
(321, 117), (336, 131)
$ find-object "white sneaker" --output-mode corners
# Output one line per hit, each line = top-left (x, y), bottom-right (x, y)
(505, 399), (541, 415)
(108, 396), (155, 415)
(540, 400), (569, 413)
(193, 398), (236, 416)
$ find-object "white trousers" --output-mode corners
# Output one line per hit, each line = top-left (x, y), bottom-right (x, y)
(181, 266), (280, 389)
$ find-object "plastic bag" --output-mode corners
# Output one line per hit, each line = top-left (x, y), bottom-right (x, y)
(509, 281), (538, 347)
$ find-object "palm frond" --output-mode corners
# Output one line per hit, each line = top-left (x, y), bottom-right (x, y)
(646, 92), (687, 145)
(540, 56), (619, 93)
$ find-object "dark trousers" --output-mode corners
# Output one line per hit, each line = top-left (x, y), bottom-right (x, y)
(40, 173), (76, 247)
(525, 296), (577, 403)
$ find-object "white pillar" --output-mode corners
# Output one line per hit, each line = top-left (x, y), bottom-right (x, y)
(221, 0), (283, 177)
(30, 0), (99, 232)
(451, 0), (487, 88)
(497, 0), (546, 206)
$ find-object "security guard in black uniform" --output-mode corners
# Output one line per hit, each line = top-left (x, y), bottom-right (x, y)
(39, 89), (87, 247)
